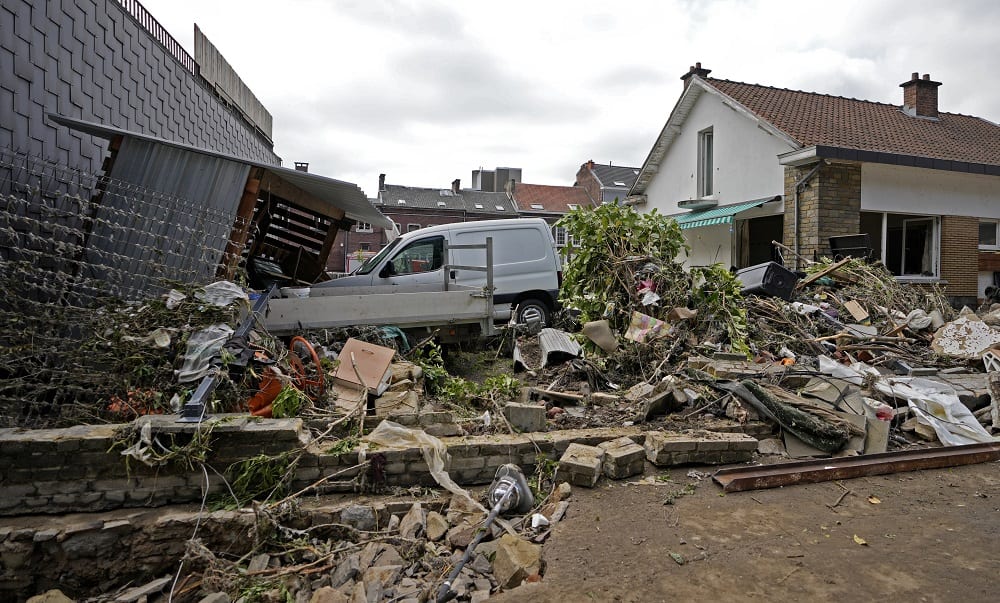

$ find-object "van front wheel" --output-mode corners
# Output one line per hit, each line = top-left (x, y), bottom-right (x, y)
(514, 298), (549, 326)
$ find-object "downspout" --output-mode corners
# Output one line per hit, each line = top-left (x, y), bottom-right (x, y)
(793, 160), (824, 269)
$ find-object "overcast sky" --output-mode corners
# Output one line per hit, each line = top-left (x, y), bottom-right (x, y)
(140, 0), (1000, 196)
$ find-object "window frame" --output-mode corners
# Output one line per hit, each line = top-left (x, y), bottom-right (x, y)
(979, 219), (1000, 250)
(860, 212), (940, 280)
(356, 222), (373, 233)
(698, 127), (714, 198)
(407, 223), (421, 232)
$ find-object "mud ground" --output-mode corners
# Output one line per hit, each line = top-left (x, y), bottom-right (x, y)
(494, 460), (1000, 603)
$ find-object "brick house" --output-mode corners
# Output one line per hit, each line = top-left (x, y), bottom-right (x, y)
(628, 63), (1000, 305)
(575, 160), (641, 205)
(327, 175), (519, 273)
(510, 182), (596, 251)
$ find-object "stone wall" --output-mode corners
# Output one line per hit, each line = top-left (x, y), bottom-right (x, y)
(0, 416), (769, 517)
(783, 161), (862, 267)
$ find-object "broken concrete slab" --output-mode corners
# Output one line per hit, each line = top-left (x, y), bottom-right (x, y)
(932, 315), (1000, 359)
(597, 436), (645, 479)
(503, 403), (547, 433)
(558, 442), (605, 487)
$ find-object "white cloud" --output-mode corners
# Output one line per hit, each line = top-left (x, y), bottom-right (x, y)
(140, 0), (1000, 195)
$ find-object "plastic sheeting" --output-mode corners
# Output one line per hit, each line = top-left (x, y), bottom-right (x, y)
(175, 324), (234, 383)
(818, 356), (996, 446)
(195, 281), (249, 307)
(364, 421), (485, 512)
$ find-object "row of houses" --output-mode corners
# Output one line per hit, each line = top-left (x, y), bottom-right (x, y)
(326, 161), (637, 273)
(325, 62), (1000, 307)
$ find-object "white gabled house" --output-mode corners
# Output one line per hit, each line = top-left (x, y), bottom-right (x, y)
(628, 63), (1000, 306)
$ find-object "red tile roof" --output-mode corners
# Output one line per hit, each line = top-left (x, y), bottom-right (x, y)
(707, 78), (1000, 166)
(513, 183), (595, 212)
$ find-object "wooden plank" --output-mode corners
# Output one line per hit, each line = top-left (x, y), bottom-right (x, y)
(797, 257), (852, 287)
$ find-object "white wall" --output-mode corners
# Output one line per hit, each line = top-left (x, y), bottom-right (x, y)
(643, 90), (794, 215)
(680, 223), (733, 268)
(862, 163), (1000, 217)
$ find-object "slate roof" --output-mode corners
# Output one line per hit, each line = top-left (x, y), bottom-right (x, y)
(706, 78), (1000, 166)
(590, 164), (641, 189)
(379, 184), (517, 215)
(512, 183), (595, 213)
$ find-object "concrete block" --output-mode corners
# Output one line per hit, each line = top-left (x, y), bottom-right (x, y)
(598, 437), (645, 479)
(503, 403), (546, 433)
(558, 443), (604, 487)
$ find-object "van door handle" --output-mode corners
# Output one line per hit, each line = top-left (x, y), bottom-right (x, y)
(449, 270), (457, 279)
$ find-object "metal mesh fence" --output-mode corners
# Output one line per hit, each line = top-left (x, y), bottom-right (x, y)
(0, 147), (247, 427)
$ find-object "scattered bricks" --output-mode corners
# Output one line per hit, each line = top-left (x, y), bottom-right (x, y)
(645, 431), (758, 466)
(644, 432), (698, 465)
(558, 443), (605, 487)
(424, 423), (464, 438)
(295, 466), (322, 483)
(448, 456), (486, 471)
(598, 437), (645, 479)
(503, 403), (546, 433)
(417, 411), (455, 426)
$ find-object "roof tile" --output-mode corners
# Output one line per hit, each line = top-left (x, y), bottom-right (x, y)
(706, 78), (1000, 166)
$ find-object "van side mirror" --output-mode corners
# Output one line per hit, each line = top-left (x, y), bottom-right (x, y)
(379, 263), (395, 278)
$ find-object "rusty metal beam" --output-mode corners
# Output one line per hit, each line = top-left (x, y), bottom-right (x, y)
(713, 442), (1000, 492)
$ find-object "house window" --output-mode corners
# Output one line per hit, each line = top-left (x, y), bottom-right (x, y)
(979, 220), (999, 250)
(698, 127), (714, 197)
(407, 223), (421, 232)
(552, 226), (574, 248)
(530, 204), (544, 210)
(860, 212), (939, 278)
(359, 242), (371, 251)
(356, 222), (373, 233)
(567, 204), (579, 211)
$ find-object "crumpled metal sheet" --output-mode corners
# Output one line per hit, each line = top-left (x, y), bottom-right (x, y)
(514, 328), (582, 371)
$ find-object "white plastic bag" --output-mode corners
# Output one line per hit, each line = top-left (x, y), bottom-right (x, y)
(364, 421), (485, 512)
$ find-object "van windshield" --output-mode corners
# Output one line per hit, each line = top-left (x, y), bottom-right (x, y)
(353, 238), (400, 275)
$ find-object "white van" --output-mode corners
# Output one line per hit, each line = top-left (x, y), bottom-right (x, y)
(314, 218), (562, 324)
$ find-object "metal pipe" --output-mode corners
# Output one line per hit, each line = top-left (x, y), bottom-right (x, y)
(436, 486), (513, 603)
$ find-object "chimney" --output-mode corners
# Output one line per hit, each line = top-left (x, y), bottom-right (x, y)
(451, 178), (461, 194)
(681, 62), (711, 90)
(294, 162), (309, 172)
(378, 173), (386, 191)
(900, 72), (941, 118)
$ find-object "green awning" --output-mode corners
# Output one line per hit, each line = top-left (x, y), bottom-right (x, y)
(673, 196), (780, 230)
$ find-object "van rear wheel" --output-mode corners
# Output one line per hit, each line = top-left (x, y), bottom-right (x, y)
(515, 298), (549, 326)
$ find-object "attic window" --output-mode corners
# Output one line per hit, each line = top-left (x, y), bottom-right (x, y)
(567, 204), (579, 210)
(437, 201), (447, 207)
(530, 204), (544, 210)
(495, 205), (505, 211)
(397, 200), (406, 205)
(614, 181), (626, 186)
(474, 203), (484, 209)
(633, 170), (639, 175)
(439, 190), (453, 196)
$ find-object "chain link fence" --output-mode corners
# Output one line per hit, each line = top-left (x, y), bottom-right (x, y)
(0, 147), (247, 427)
